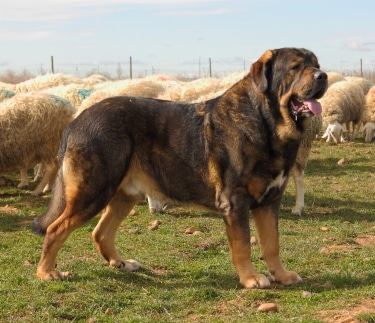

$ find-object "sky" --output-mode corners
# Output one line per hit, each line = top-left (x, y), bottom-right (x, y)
(0, 0), (374, 78)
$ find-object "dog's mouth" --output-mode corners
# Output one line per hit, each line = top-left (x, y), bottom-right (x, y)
(289, 98), (322, 119)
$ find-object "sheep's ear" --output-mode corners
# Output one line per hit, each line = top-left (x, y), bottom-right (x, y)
(250, 50), (274, 93)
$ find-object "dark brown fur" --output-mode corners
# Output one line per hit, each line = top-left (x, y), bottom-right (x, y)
(33, 48), (327, 288)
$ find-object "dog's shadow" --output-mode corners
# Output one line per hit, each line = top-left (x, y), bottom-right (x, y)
(65, 262), (375, 294)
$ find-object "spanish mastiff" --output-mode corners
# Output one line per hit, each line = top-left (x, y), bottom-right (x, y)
(33, 47), (328, 289)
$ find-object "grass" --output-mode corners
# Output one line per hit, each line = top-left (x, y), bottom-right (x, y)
(0, 139), (374, 322)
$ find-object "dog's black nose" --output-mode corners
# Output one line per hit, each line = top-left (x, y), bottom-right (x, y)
(314, 71), (327, 80)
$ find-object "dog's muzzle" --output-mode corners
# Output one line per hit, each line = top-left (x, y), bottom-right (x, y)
(289, 70), (327, 119)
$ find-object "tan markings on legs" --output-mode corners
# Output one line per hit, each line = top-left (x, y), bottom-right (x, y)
(92, 190), (140, 272)
(36, 206), (87, 280)
(252, 206), (302, 285)
(36, 160), (89, 281)
(225, 216), (270, 289)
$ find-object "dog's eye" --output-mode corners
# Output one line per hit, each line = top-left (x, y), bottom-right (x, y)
(291, 64), (301, 71)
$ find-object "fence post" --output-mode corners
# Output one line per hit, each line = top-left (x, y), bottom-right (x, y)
(360, 59), (363, 77)
(199, 57), (201, 78)
(51, 56), (54, 74)
(209, 57), (212, 77)
(130, 56), (133, 79)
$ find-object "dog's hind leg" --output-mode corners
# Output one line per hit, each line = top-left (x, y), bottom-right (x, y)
(92, 190), (141, 272)
(36, 206), (92, 280)
(252, 205), (302, 286)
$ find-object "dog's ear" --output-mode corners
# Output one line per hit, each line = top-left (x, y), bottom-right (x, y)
(250, 50), (274, 93)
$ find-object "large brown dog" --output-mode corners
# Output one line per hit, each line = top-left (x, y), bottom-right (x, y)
(33, 48), (327, 289)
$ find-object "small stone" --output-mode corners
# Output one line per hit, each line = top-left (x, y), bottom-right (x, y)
(302, 290), (312, 298)
(320, 226), (329, 232)
(322, 281), (333, 288)
(148, 220), (160, 231)
(250, 236), (257, 245)
(128, 228), (139, 234)
(257, 303), (278, 313)
(185, 226), (197, 234)
(23, 260), (32, 266)
(129, 209), (138, 216)
(104, 308), (113, 315)
(320, 247), (330, 254)
(337, 158), (348, 165)
(192, 230), (203, 235)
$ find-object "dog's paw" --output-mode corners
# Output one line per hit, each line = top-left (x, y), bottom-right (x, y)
(241, 274), (271, 289)
(110, 259), (141, 272)
(271, 270), (302, 286)
(37, 269), (74, 281)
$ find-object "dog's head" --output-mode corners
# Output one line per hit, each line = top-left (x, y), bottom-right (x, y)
(251, 47), (328, 120)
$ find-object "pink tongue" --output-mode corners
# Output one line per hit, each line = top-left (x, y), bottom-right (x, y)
(303, 99), (322, 115)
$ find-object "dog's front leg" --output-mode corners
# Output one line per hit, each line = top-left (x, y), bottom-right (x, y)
(92, 191), (141, 272)
(252, 204), (302, 286)
(222, 189), (271, 289)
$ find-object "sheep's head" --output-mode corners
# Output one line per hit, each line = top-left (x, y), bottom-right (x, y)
(362, 122), (375, 143)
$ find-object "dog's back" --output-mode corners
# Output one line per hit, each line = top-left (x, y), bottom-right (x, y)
(33, 96), (216, 235)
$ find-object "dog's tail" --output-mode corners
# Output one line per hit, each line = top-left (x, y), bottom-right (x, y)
(32, 168), (66, 236)
(32, 127), (69, 236)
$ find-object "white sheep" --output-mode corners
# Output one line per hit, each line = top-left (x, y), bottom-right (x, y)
(43, 84), (93, 109)
(320, 80), (365, 143)
(82, 74), (109, 85)
(0, 92), (75, 195)
(321, 120), (348, 143)
(326, 72), (345, 87)
(0, 81), (16, 92)
(362, 85), (375, 142)
(15, 73), (83, 93)
(345, 76), (373, 95)
(291, 115), (322, 216)
(362, 122), (375, 142)
(0, 89), (15, 102)
(147, 196), (168, 214)
(77, 76), (166, 115)
(157, 72), (246, 103)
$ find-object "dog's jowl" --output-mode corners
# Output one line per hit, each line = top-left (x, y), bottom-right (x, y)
(33, 47), (328, 289)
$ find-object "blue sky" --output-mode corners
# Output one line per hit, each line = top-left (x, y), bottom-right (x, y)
(0, 0), (374, 78)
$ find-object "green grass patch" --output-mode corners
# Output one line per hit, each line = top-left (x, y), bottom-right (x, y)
(0, 140), (374, 322)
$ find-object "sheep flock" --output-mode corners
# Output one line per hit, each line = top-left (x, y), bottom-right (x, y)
(0, 70), (373, 216)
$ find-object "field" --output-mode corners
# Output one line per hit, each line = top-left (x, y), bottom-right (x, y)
(0, 139), (374, 322)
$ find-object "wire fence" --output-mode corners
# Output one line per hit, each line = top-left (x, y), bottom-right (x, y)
(1, 56), (375, 84)
(0, 56), (251, 83)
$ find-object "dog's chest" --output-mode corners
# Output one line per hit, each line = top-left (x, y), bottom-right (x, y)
(259, 171), (287, 203)
(247, 167), (288, 206)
